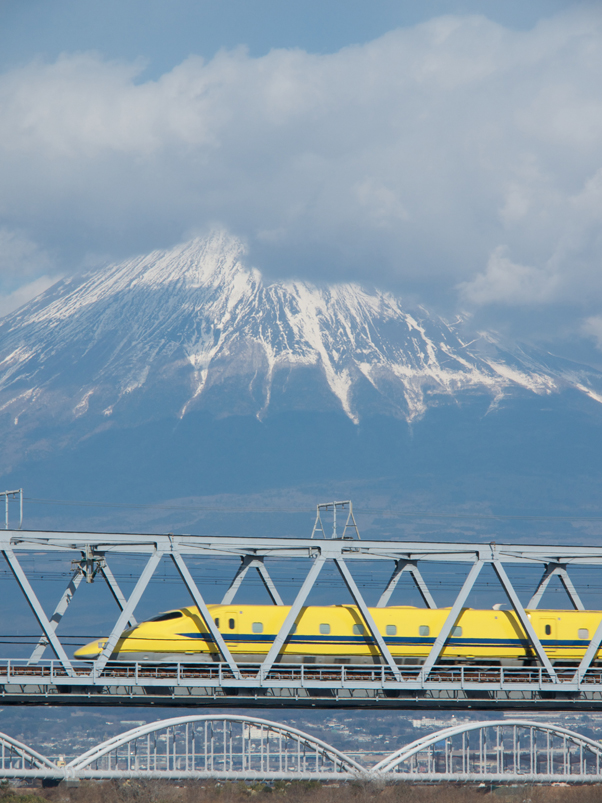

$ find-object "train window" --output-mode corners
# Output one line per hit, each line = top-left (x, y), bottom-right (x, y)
(545, 624), (552, 636)
(419, 625), (430, 637)
(228, 618), (236, 630)
(320, 623), (331, 635)
(252, 622), (263, 633)
(386, 625), (397, 636)
(579, 629), (589, 640)
(214, 618), (220, 628)
(146, 611), (183, 622)
(352, 624), (364, 635)
(452, 626), (462, 637)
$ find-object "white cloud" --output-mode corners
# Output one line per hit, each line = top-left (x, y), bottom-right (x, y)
(0, 275), (59, 318)
(0, 228), (60, 317)
(582, 316), (602, 349)
(0, 8), (602, 321)
(460, 246), (559, 305)
(0, 228), (53, 281)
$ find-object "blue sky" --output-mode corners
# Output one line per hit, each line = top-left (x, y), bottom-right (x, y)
(0, 0), (601, 347)
(0, 1), (579, 74)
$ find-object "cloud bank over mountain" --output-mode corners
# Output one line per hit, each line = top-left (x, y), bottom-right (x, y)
(1, 8), (602, 341)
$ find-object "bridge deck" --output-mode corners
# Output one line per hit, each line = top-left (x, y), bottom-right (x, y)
(2, 659), (602, 709)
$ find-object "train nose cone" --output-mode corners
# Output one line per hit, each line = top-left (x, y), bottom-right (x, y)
(74, 639), (107, 659)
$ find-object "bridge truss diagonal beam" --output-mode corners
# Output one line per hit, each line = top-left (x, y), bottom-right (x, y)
(221, 556), (283, 606)
(170, 551), (241, 678)
(377, 560), (436, 609)
(258, 555), (326, 679)
(574, 614), (602, 683)
(528, 563), (585, 611)
(100, 560), (138, 626)
(92, 551), (163, 674)
(28, 566), (84, 665)
(419, 559), (483, 681)
(492, 557), (557, 681)
(334, 557), (401, 680)
(2, 548), (75, 676)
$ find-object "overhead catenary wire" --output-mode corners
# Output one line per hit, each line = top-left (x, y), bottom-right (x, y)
(23, 496), (602, 523)
(0, 567), (600, 596)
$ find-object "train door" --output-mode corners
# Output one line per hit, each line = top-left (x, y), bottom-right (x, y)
(222, 609), (239, 650)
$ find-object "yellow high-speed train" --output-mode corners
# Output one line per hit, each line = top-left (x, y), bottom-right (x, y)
(74, 603), (602, 665)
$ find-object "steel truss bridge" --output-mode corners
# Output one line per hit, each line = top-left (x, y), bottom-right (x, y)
(3, 528), (602, 709)
(1, 716), (602, 784)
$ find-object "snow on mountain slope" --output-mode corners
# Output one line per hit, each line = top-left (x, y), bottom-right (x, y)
(0, 231), (600, 442)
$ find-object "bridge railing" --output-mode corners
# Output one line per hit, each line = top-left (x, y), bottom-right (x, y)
(1, 658), (602, 690)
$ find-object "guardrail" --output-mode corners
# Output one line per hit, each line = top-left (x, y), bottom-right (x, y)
(1, 659), (602, 708)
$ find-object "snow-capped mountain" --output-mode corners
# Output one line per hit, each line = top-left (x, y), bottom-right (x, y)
(0, 230), (601, 449)
(3, 230), (602, 522)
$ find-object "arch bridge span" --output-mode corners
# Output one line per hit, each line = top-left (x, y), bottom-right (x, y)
(1, 716), (602, 783)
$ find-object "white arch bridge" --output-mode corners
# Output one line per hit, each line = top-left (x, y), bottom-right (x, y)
(2, 716), (602, 783)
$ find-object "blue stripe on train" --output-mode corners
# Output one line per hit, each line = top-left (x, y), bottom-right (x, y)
(176, 632), (590, 649)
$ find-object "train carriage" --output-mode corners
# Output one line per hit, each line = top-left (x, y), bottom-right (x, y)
(74, 603), (601, 666)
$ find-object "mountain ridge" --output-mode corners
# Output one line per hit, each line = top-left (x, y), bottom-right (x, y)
(2, 232), (602, 529)
(1, 230), (600, 452)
